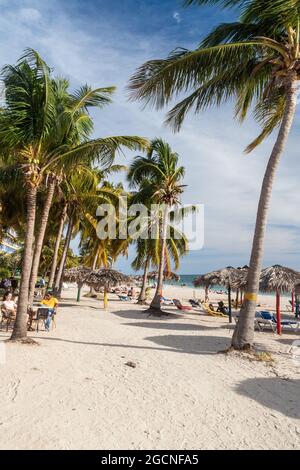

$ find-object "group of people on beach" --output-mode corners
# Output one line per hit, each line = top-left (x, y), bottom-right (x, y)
(111, 285), (138, 298)
(0, 276), (18, 292)
(1, 289), (58, 332)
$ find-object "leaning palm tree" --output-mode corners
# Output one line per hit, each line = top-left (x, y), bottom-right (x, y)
(132, 234), (187, 305)
(129, 0), (300, 347)
(128, 139), (186, 314)
(0, 49), (148, 341)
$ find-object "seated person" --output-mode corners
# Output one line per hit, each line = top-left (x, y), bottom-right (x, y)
(217, 301), (228, 315)
(40, 293), (58, 331)
(1, 291), (17, 319)
(208, 303), (215, 311)
(128, 287), (136, 298)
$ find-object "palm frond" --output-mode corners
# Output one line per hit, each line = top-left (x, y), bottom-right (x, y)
(68, 85), (116, 113)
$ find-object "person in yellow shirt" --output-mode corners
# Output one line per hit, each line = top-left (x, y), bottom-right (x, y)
(40, 293), (58, 331)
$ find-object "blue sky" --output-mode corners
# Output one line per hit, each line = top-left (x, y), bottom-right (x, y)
(1, 0), (300, 274)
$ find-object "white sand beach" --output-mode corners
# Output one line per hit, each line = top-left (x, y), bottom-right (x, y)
(0, 285), (299, 450)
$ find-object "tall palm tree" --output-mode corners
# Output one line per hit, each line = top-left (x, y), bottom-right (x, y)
(129, 0), (300, 347)
(128, 139), (186, 314)
(53, 166), (104, 295)
(132, 227), (188, 305)
(0, 49), (148, 341)
(47, 201), (68, 290)
(27, 77), (146, 307)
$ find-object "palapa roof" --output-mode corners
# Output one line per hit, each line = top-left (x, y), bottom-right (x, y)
(62, 267), (92, 285)
(194, 264), (300, 293)
(148, 271), (180, 281)
(86, 269), (132, 289)
(259, 265), (300, 293)
(230, 266), (249, 290)
(63, 267), (132, 288)
(193, 266), (237, 288)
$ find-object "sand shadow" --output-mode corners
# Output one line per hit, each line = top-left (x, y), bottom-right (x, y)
(124, 321), (217, 331)
(144, 334), (231, 354)
(235, 378), (300, 419)
(111, 309), (161, 321)
(30, 333), (230, 356)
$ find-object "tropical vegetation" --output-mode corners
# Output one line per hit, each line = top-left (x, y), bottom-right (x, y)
(0, 49), (148, 341)
(128, 0), (300, 348)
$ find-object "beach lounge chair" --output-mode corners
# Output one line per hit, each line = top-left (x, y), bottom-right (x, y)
(202, 303), (227, 318)
(255, 311), (300, 333)
(160, 296), (173, 306)
(173, 299), (193, 311)
(118, 294), (130, 301)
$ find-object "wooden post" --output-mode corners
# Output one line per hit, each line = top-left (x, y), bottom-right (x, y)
(205, 285), (209, 302)
(77, 284), (81, 303)
(228, 284), (232, 323)
(291, 289), (295, 313)
(276, 290), (281, 335)
(103, 287), (108, 310)
(235, 289), (239, 309)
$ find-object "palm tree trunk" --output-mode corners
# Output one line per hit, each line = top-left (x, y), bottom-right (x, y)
(232, 73), (298, 350)
(54, 213), (74, 296)
(92, 251), (98, 271)
(137, 255), (150, 304)
(28, 179), (56, 305)
(11, 184), (37, 341)
(148, 206), (169, 314)
(48, 203), (68, 290)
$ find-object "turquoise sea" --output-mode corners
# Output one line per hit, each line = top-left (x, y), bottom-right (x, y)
(164, 274), (221, 289)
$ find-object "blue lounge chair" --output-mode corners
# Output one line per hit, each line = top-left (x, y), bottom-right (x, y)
(160, 296), (173, 306)
(118, 295), (130, 301)
(255, 311), (300, 333)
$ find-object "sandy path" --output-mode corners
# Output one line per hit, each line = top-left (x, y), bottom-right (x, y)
(0, 288), (299, 450)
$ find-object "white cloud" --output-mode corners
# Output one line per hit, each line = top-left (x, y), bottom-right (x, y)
(19, 7), (41, 22)
(173, 11), (181, 24)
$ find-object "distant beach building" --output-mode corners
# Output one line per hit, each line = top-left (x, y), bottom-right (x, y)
(0, 231), (20, 254)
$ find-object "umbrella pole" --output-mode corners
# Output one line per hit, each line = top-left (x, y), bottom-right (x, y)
(296, 295), (299, 319)
(205, 286), (209, 302)
(228, 285), (232, 323)
(291, 289), (295, 313)
(77, 284), (81, 303)
(104, 287), (108, 310)
(235, 289), (239, 309)
(276, 290), (281, 335)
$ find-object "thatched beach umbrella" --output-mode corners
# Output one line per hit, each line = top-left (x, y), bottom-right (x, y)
(63, 267), (93, 302)
(63, 267), (132, 308)
(230, 266), (249, 307)
(148, 271), (180, 282)
(259, 265), (300, 334)
(194, 266), (243, 323)
(85, 268), (132, 309)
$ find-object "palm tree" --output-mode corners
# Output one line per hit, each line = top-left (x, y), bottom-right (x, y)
(27, 77), (147, 307)
(0, 49), (148, 341)
(47, 201), (68, 290)
(132, 228), (188, 305)
(129, 0), (300, 347)
(52, 166), (103, 296)
(128, 139), (186, 314)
